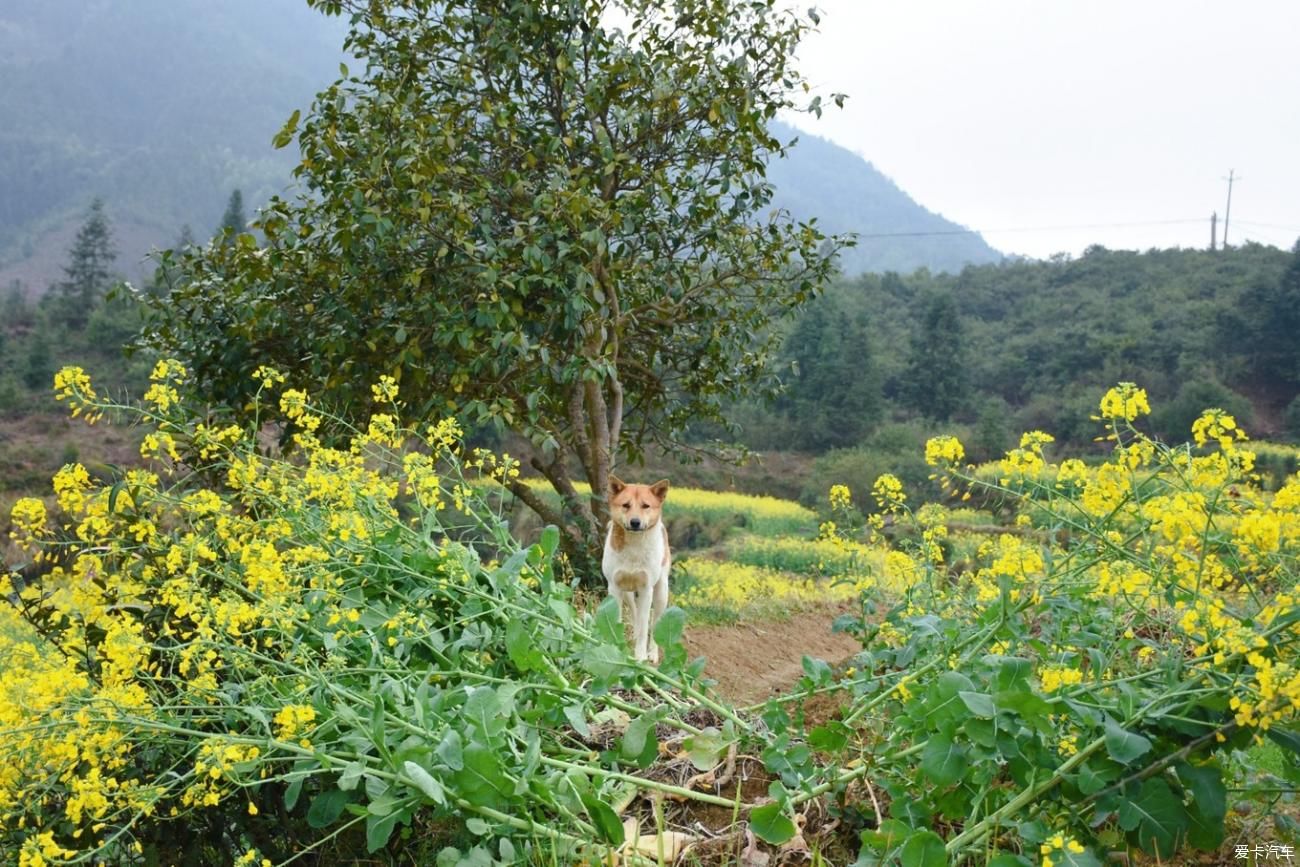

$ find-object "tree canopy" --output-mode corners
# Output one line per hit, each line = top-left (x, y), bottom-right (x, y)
(142, 0), (847, 567)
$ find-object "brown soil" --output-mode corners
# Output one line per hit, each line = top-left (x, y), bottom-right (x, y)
(684, 602), (862, 705)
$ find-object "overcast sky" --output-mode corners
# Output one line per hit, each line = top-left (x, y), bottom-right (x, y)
(781, 0), (1300, 259)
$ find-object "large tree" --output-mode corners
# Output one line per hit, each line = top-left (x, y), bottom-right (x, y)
(53, 198), (117, 329)
(899, 290), (967, 422)
(775, 297), (881, 450)
(142, 0), (846, 570)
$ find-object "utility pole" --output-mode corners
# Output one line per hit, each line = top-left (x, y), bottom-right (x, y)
(1222, 170), (1238, 247)
(1210, 211), (1217, 251)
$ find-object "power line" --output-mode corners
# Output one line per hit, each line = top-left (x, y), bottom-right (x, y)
(1234, 219), (1300, 233)
(853, 218), (1205, 240)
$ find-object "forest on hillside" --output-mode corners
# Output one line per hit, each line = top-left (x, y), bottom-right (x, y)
(744, 243), (1299, 446)
(4, 197), (1297, 510)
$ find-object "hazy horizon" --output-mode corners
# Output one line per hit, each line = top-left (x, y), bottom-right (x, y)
(783, 0), (1300, 259)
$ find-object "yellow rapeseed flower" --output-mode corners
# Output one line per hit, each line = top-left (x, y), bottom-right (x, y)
(924, 435), (965, 466)
(1097, 382), (1150, 422)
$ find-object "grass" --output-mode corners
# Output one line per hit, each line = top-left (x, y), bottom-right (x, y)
(518, 478), (818, 539)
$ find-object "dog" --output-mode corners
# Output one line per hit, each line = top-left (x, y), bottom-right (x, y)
(602, 475), (671, 662)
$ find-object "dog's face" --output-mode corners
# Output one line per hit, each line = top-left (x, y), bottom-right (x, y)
(609, 475), (669, 532)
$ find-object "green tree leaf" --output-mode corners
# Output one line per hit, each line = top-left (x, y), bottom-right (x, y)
(273, 109), (301, 149)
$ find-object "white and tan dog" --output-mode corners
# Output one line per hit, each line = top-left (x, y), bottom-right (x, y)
(602, 475), (671, 662)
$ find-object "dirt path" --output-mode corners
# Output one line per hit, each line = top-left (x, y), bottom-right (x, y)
(683, 603), (861, 705)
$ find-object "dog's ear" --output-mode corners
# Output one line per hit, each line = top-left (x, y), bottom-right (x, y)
(650, 479), (670, 502)
(609, 474), (627, 497)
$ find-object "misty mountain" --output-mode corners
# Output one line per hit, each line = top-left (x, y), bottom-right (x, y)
(0, 0), (345, 289)
(767, 124), (1001, 274)
(0, 1), (998, 292)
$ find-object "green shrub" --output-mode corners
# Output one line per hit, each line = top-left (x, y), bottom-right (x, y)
(1150, 377), (1253, 444)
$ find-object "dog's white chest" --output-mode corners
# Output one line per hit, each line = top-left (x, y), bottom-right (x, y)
(602, 524), (667, 593)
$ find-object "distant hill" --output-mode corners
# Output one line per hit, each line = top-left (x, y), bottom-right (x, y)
(767, 123), (1001, 275)
(0, 0), (345, 289)
(0, 1), (997, 292)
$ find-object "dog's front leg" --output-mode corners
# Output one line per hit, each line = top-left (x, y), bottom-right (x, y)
(633, 584), (654, 661)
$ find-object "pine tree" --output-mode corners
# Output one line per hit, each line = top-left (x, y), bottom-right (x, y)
(900, 291), (968, 422)
(218, 190), (246, 243)
(53, 199), (117, 329)
(22, 331), (53, 391)
(779, 300), (882, 449)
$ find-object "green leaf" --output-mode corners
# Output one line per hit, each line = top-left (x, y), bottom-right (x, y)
(272, 109), (301, 149)
(563, 704), (591, 739)
(859, 818), (913, 855)
(925, 671), (977, 725)
(1178, 762), (1227, 850)
(921, 733), (966, 787)
(539, 524), (560, 558)
(683, 726), (730, 771)
(994, 688), (1053, 728)
(436, 729), (463, 771)
(339, 762), (364, 791)
(1118, 777), (1188, 857)
(1104, 718), (1152, 764)
(749, 802), (796, 844)
(653, 606), (688, 671)
(991, 655), (1034, 690)
(1177, 762), (1225, 822)
(594, 596), (624, 645)
(367, 793), (403, 817)
(450, 742), (508, 810)
(463, 686), (506, 738)
(900, 830), (947, 867)
(1266, 726), (1300, 756)
(621, 714), (659, 768)
(801, 655), (833, 684)
(506, 619), (542, 671)
(284, 777), (303, 811)
(366, 810), (401, 853)
(958, 691), (996, 719)
(307, 789), (349, 828)
(579, 643), (626, 679)
(809, 721), (850, 752)
(578, 790), (625, 846)
(1072, 760), (1112, 796)
(403, 760), (445, 804)
(466, 817), (491, 835)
